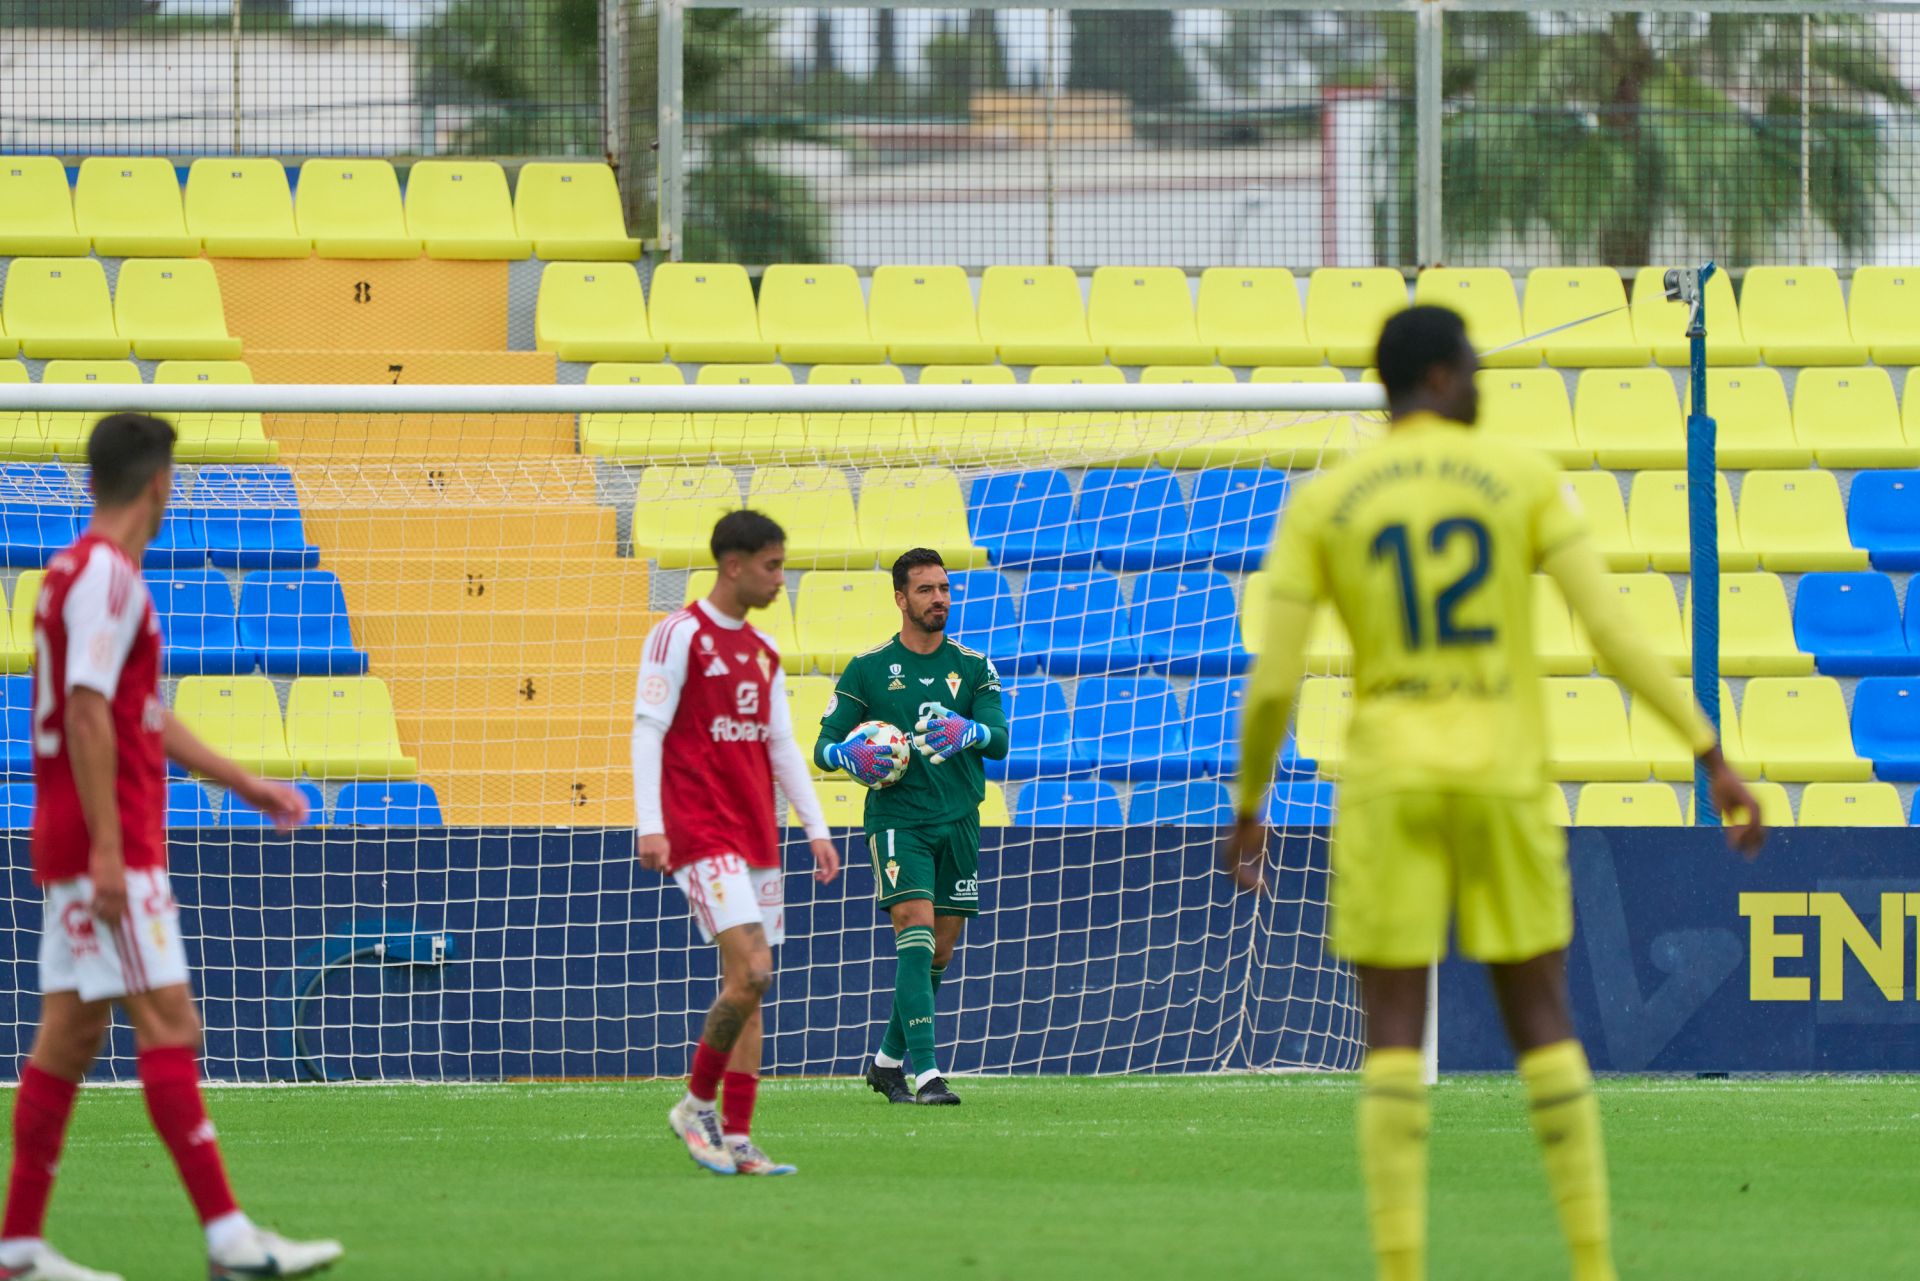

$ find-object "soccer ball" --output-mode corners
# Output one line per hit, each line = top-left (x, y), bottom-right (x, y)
(851, 720), (911, 789)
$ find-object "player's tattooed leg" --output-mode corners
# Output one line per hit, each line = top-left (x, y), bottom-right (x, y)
(704, 924), (771, 1052)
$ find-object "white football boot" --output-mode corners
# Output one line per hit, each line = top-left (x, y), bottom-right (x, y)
(207, 1226), (343, 1279)
(727, 1137), (797, 1176)
(667, 1097), (737, 1175)
(0, 1243), (123, 1281)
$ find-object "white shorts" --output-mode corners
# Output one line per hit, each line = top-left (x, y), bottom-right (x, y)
(673, 854), (785, 946)
(40, 868), (190, 1003)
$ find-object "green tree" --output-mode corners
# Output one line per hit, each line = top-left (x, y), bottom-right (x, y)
(1068, 11), (1192, 109)
(415, 0), (602, 153)
(922, 12), (1011, 118)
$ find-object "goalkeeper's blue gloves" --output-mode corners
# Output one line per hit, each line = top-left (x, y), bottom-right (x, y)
(823, 729), (907, 787)
(914, 709), (989, 764)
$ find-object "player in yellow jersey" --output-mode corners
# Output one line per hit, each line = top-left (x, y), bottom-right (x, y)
(1221, 306), (1766, 1281)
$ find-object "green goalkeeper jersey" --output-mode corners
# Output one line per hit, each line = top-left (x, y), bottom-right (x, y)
(813, 635), (1010, 828)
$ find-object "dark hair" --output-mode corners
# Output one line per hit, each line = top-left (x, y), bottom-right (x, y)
(892, 547), (946, 592)
(1376, 305), (1471, 402)
(709, 509), (786, 561)
(87, 413), (176, 506)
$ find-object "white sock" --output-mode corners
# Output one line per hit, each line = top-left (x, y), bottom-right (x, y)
(723, 1132), (748, 1145)
(680, 1091), (715, 1112)
(873, 1051), (904, 1069)
(914, 1068), (942, 1090)
(204, 1210), (254, 1254)
(0, 1239), (45, 1268)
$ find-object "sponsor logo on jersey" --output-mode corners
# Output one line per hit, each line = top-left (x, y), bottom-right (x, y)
(887, 678), (906, 690)
(703, 656), (730, 677)
(884, 859), (901, 887)
(699, 633), (716, 653)
(734, 652), (749, 664)
(755, 650), (772, 681)
(946, 671), (962, 698)
(709, 716), (772, 742)
(61, 902), (100, 958)
(889, 663), (903, 677)
(918, 677), (934, 685)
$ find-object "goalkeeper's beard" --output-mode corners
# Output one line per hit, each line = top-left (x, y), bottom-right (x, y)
(905, 602), (948, 638)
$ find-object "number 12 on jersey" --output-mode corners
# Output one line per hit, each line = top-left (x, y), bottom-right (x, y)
(1369, 517), (1496, 649)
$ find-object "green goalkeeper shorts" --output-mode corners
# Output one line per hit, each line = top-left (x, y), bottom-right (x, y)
(865, 815), (981, 917)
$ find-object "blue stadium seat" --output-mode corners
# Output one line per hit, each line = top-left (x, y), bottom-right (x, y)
(1189, 468), (1288, 572)
(141, 510), (206, 571)
(1070, 676), (1193, 780)
(149, 571), (255, 675)
(986, 677), (1075, 781)
(1131, 570), (1248, 676)
(1017, 572), (1139, 674)
(945, 569), (1030, 674)
(1128, 779), (1233, 826)
(0, 466), (80, 505)
(0, 504), (85, 567)
(1793, 572), (1915, 675)
(1013, 777), (1124, 825)
(1847, 470), (1920, 571)
(194, 467), (320, 570)
(1077, 469), (1196, 571)
(223, 779), (324, 828)
(166, 780), (218, 827)
(1265, 779), (1336, 826)
(0, 782), (32, 829)
(1185, 675), (1308, 777)
(0, 676), (30, 776)
(968, 471), (1091, 570)
(336, 781), (445, 825)
(1851, 678), (1920, 781)
(237, 571), (369, 676)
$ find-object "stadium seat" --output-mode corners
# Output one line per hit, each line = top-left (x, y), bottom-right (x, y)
(335, 781), (445, 826)
(698, 365), (805, 463)
(1740, 266), (1867, 365)
(682, 571), (802, 671)
(172, 675), (297, 778)
(1627, 471), (1751, 572)
(988, 677), (1074, 781)
(1266, 778), (1336, 826)
(979, 781), (1011, 826)
(285, 677), (416, 779)
(629, 465), (735, 565)
(1131, 364), (1241, 467)
(968, 471), (1092, 570)
(1792, 367), (1919, 469)
(1189, 468), (1288, 573)
(150, 571), (253, 676)
(1130, 779), (1233, 826)
(237, 571), (370, 676)
(798, 781), (866, 827)
(748, 466), (863, 567)
(1531, 576), (1591, 676)
(0, 678), (30, 776)
(1574, 782), (1683, 827)
(1847, 266), (1920, 364)
(1797, 782), (1905, 828)
(1521, 267), (1648, 367)
(183, 158), (309, 258)
(512, 162), (641, 261)
(793, 571), (897, 672)
(1026, 364), (1138, 465)
(1847, 469), (1920, 571)
(1186, 675), (1305, 777)
(1852, 678), (1920, 780)
(1544, 785), (1572, 827)
(583, 363), (692, 459)
(73, 157), (198, 257)
(1017, 571), (1139, 675)
(1687, 368), (1809, 469)
(914, 364), (1026, 464)
(1741, 676), (1871, 781)
(1583, 574), (1687, 674)
(4, 258), (126, 359)
(781, 675), (837, 765)
(1077, 468), (1195, 572)
(1413, 268), (1536, 367)
(0, 157), (88, 256)
(946, 569), (1027, 673)
(1700, 573), (1812, 677)
(1629, 266), (1758, 366)
(223, 779), (326, 829)
(194, 466), (321, 570)
(650, 263), (775, 363)
(1574, 369), (1684, 469)
(1633, 678), (1740, 782)
(154, 361), (276, 463)
(113, 259), (243, 361)
(1014, 777), (1124, 825)
(759, 264), (885, 364)
(1294, 677), (1352, 775)
(1794, 572), (1914, 676)
(869, 266), (993, 365)
(38, 361), (141, 461)
(1132, 571), (1247, 676)
(142, 503), (207, 572)
(1305, 269), (1408, 366)
(293, 159), (420, 258)
(1739, 470), (1867, 572)
(403, 160), (530, 259)
(1541, 678), (1642, 781)
(0, 467), (83, 564)
(1688, 780), (1794, 829)
(1071, 677), (1193, 780)
(857, 469), (987, 569)
(5, 571), (43, 672)
(1088, 267), (1213, 365)
(977, 266), (1102, 366)
(166, 781), (217, 828)
(1195, 267), (1319, 367)
(1558, 472), (1639, 570)
(805, 365), (912, 465)
(534, 263), (664, 363)
(0, 364), (40, 460)
(1476, 370), (1588, 466)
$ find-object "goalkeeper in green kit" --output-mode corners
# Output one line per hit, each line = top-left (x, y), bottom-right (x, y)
(815, 548), (1009, 1106)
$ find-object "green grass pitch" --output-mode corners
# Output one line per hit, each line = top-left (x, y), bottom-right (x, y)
(21, 1075), (1912, 1279)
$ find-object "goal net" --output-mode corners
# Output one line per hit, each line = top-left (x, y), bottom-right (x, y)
(0, 378), (1383, 1082)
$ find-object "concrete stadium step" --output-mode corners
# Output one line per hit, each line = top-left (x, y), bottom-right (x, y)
(327, 556), (649, 614)
(430, 770), (635, 828)
(211, 259), (514, 352)
(380, 668), (633, 717)
(301, 505), (617, 556)
(351, 611), (653, 661)
(292, 458), (600, 507)
(266, 410), (578, 459)
(404, 717), (634, 827)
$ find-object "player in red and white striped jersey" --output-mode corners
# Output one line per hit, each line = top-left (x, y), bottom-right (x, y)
(631, 510), (841, 1177)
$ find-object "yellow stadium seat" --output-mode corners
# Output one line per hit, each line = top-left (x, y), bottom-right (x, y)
(6, 571), (43, 672)
(185, 158), (310, 258)
(1522, 267), (1648, 367)
(1542, 677), (1642, 781)
(1738, 470), (1867, 573)
(979, 781), (1011, 827)
(796, 780), (867, 827)
(977, 267), (1102, 366)
(1629, 267), (1758, 366)
(1740, 266), (1867, 366)
(1797, 782), (1904, 828)
(1475, 369), (1587, 466)
(73, 158), (198, 257)
(1690, 780), (1794, 829)
(1132, 364), (1238, 468)
(153, 361), (277, 463)
(0, 318), (14, 361)
(1026, 364), (1132, 465)
(782, 675), (838, 771)
(513, 162), (641, 261)
(1574, 369), (1684, 469)
(1633, 678), (1738, 782)
(630, 465), (737, 565)
(0, 578), (20, 674)
(285, 677), (417, 779)
(1741, 677), (1872, 782)
(869, 266), (993, 365)
(794, 571), (899, 672)
(1582, 573), (1688, 674)
(1544, 784), (1572, 827)
(1295, 677), (1352, 775)
(759, 265), (885, 364)
(1559, 471), (1640, 570)
(113, 259), (242, 361)
(1532, 575), (1591, 676)
(0, 364), (41, 460)
(404, 160), (530, 260)
(0, 158), (87, 257)
(172, 676), (298, 779)
(1228, 366), (1368, 468)
(749, 467), (865, 568)
(1196, 267), (1319, 367)
(1687, 573), (1812, 678)
(1627, 471), (1752, 572)
(698, 364), (805, 463)
(805, 364), (912, 464)
(1306, 269), (1408, 366)
(583, 363), (695, 460)
(915, 364), (1024, 464)
(1304, 606), (1353, 677)
(649, 263), (774, 363)
(40, 361), (141, 459)
(1687, 368), (1809, 469)
(683, 571), (802, 671)
(1847, 266), (1920, 365)
(1792, 366), (1920, 469)
(1574, 782), (1682, 827)
(3, 258), (126, 359)
(1413, 268), (1536, 368)
(857, 469), (987, 569)
(1088, 266), (1213, 365)
(534, 263), (664, 363)
(294, 160), (420, 259)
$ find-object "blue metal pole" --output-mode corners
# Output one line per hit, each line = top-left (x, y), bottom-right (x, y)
(1688, 262), (1722, 826)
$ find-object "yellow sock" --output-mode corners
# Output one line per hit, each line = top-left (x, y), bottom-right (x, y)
(1518, 1040), (1616, 1281)
(1358, 1048), (1429, 1281)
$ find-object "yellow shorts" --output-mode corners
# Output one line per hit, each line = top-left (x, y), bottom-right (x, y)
(1330, 789), (1571, 968)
